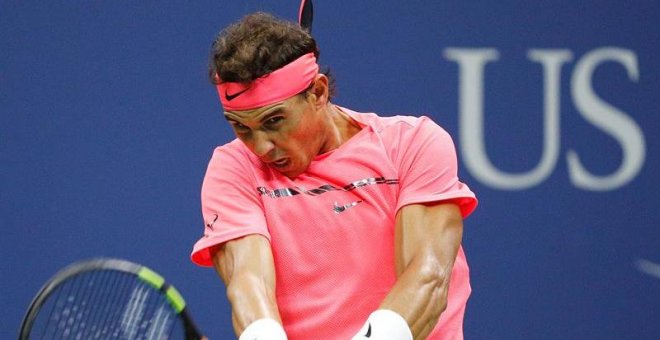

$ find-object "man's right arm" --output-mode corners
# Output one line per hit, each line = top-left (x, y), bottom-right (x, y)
(212, 234), (285, 338)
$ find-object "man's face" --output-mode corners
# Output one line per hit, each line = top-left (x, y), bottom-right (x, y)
(223, 93), (329, 179)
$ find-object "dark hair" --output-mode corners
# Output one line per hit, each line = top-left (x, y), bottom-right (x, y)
(209, 12), (335, 98)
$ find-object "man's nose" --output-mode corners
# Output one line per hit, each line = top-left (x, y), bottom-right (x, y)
(252, 131), (275, 157)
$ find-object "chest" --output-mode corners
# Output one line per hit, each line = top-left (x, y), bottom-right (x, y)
(256, 145), (401, 242)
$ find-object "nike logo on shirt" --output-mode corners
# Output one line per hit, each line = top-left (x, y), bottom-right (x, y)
(333, 200), (363, 214)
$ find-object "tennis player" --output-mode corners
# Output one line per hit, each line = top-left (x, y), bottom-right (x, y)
(191, 11), (477, 340)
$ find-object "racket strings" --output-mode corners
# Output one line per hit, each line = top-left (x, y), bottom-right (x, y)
(29, 269), (185, 339)
(88, 269), (120, 338)
(66, 269), (107, 339)
(48, 268), (86, 340)
(86, 269), (124, 338)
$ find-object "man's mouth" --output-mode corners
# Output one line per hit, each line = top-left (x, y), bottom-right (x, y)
(271, 158), (290, 169)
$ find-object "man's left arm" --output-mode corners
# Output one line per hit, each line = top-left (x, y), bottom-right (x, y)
(353, 201), (464, 340)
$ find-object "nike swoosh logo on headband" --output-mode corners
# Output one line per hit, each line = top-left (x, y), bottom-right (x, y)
(225, 87), (250, 101)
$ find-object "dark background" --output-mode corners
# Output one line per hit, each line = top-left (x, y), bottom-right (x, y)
(2, 1), (659, 339)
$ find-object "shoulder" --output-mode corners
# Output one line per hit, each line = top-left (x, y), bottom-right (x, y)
(341, 106), (451, 145)
(206, 139), (268, 180)
(209, 139), (259, 166)
(211, 139), (249, 160)
(380, 115), (448, 140)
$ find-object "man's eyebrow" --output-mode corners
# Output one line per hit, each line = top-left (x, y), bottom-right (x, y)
(223, 105), (285, 124)
(260, 108), (284, 122)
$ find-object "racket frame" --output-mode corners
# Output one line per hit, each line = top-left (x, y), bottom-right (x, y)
(18, 258), (203, 340)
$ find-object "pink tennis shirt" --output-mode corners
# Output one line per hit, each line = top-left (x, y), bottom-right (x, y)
(191, 107), (477, 339)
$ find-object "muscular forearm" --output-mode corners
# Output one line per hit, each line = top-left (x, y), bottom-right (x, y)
(212, 235), (283, 337)
(225, 271), (282, 335)
(379, 250), (456, 339)
(382, 203), (464, 339)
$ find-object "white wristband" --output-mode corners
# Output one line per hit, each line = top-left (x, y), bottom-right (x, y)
(351, 309), (413, 340)
(238, 318), (287, 340)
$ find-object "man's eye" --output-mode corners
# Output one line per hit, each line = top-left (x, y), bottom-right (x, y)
(266, 117), (283, 126)
(233, 123), (250, 132)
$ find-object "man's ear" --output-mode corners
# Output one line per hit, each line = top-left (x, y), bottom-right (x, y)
(310, 74), (329, 108)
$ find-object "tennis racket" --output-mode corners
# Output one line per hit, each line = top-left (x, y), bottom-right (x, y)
(19, 258), (205, 340)
(298, 0), (313, 32)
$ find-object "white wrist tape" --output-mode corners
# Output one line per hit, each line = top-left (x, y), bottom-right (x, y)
(351, 309), (413, 340)
(238, 318), (287, 340)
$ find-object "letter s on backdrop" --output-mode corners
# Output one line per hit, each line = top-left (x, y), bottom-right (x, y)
(569, 47), (646, 191)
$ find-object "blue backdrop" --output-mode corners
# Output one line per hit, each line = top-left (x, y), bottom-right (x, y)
(2, 1), (659, 339)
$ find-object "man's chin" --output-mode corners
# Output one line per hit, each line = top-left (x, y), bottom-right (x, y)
(277, 164), (306, 179)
